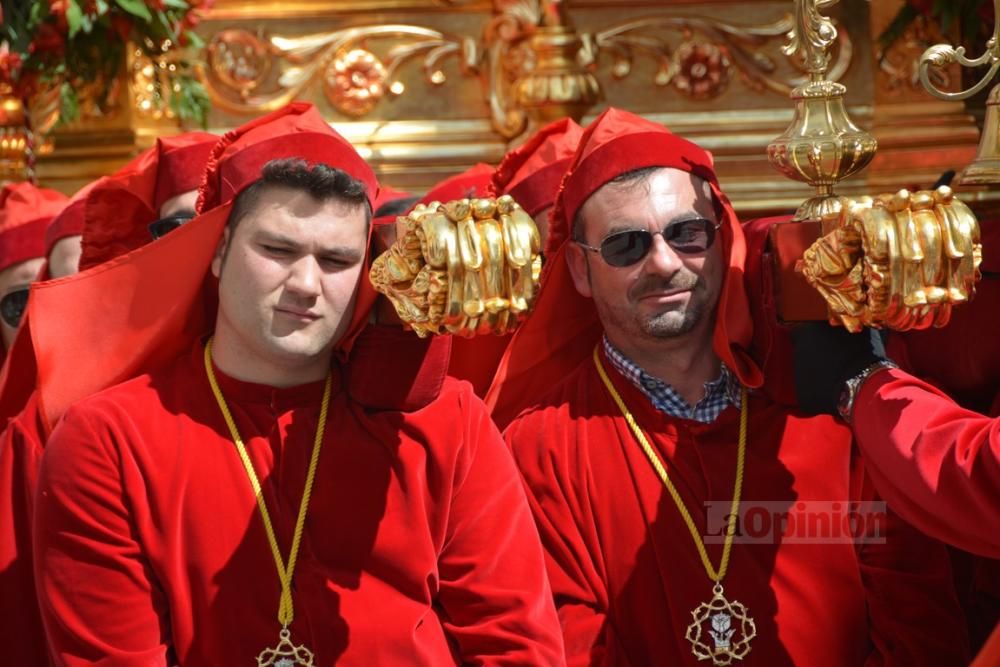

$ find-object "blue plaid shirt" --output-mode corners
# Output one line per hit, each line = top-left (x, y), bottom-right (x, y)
(602, 336), (742, 424)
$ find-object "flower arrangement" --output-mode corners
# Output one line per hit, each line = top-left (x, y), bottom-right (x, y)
(879, 0), (995, 54)
(0, 0), (211, 127)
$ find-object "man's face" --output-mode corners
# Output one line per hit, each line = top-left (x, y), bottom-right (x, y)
(567, 167), (724, 348)
(211, 184), (369, 368)
(0, 257), (44, 349)
(48, 235), (83, 279)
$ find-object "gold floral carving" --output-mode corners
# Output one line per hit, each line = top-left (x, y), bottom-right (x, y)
(583, 12), (852, 98)
(799, 187), (982, 332)
(326, 49), (389, 117)
(369, 194), (542, 338)
(200, 26), (477, 117)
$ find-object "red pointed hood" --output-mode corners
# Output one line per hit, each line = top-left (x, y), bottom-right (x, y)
(2, 103), (381, 430)
(490, 118), (583, 217)
(415, 163), (494, 209)
(80, 131), (217, 270)
(44, 182), (96, 258)
(486, 107), (762, 427)
(0, 182), (68, 274)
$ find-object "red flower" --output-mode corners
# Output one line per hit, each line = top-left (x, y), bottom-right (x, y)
(0, 48), (22, 87)
(48, 0), (70, 32)
(146, 0), (166, 10)
(29, 23), (67, 58)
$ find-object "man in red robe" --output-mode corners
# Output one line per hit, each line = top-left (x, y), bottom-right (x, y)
(32, 103), (564, 665)
(0, 132), (217, 665)
(497, 107), (967, 665)
(791, 322), (1000, 558)
(0, 182), (67, 358)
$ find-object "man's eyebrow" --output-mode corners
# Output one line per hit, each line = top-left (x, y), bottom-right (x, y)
(255, 231), (301, 248)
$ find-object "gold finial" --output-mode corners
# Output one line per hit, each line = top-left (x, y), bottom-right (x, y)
(767, 0), (878, 222)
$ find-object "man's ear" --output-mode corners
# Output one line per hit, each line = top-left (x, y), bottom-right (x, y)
(211, 227), (231, 279)
(565, 242), (593, 299)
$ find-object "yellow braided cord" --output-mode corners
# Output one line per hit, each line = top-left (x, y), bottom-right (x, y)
(204, 339), (330, 627)
(592, 347), (748, 583)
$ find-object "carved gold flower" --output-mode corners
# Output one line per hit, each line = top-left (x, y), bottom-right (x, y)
(325, 49), (388, 117)
(672, 41), (730, 100)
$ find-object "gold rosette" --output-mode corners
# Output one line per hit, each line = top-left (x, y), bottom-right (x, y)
(369, 194), (542, 337)
(799, 186), (983, 333)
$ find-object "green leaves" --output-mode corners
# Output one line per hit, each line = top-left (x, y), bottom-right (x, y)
(115, 0), (152, 23)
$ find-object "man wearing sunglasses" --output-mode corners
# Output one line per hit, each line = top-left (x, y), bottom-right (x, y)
(0, 132), (216, 665)
(0, 183), (68, 355)
(494, 108), (968, 664)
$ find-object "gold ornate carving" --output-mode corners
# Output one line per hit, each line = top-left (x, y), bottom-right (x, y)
(919, 0), (1000, 184)
(485, 0), (601, 137)
(370, 194), (542, 338)
(582, 12), (852, 99)
(326, 49), (389, 117)
(768, 0), (877, 222)
(876, 16), (952, 96)
(919, 0), (1000, 102)
(200, 26), (477, 116)
(799, 187), (982, 332)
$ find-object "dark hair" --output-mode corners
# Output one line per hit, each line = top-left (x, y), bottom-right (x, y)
(571, 166), (723, 243)
(227, 158), (372, 230)
(374, 195), (420, 219)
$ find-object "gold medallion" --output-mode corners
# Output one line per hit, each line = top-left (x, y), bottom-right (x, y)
(257, 627), (315, 667)
(685, 584), (756, 666)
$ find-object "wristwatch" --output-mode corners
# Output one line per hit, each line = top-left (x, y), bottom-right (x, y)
(837, 360), (899, 423)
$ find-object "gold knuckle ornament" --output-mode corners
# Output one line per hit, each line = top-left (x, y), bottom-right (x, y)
(369, 194), (543, 338)
(798, 186), (983, 333)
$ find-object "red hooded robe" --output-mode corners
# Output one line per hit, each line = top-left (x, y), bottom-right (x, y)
(498, 107), (967, 666)
(31, 103), (564, 666)
(0, 132), (216, 665)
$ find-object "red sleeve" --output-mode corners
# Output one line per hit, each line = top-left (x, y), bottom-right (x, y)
(852, 368), (1000, 557)
(505, 413), (630, 667)
(0, 418), (48, 664)
(435, 393), (566, 666)
(33, 406), (173, 666)
(853, 471), (969, 665)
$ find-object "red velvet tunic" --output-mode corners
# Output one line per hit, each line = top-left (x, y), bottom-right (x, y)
(505, 349), (968, 666)
(853, 368), (1000, 559)
(34, 343), (565, 666)
(0, 392), (47, 664)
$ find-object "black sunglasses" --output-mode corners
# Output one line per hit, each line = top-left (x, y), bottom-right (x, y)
(0, 288), (30, 329)
(575, 217), (722, 268)
(148, 211), (195, 241)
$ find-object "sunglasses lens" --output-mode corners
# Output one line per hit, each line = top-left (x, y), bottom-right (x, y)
(148, 212), (194, 241)
(600, 230), (652, 267)
(0, 289), (29, 328)
(665, 218), (716, 254)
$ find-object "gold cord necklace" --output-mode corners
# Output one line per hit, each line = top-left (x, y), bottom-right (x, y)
(205, 339), (330, 667)
(592, 347), (756, 665)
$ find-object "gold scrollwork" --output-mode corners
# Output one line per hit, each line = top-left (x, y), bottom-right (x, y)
(199, 26), (478, 117)
(799, 187), (982, 332)
(369, 194), (542, 338)
(584, 12), (852, 98)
